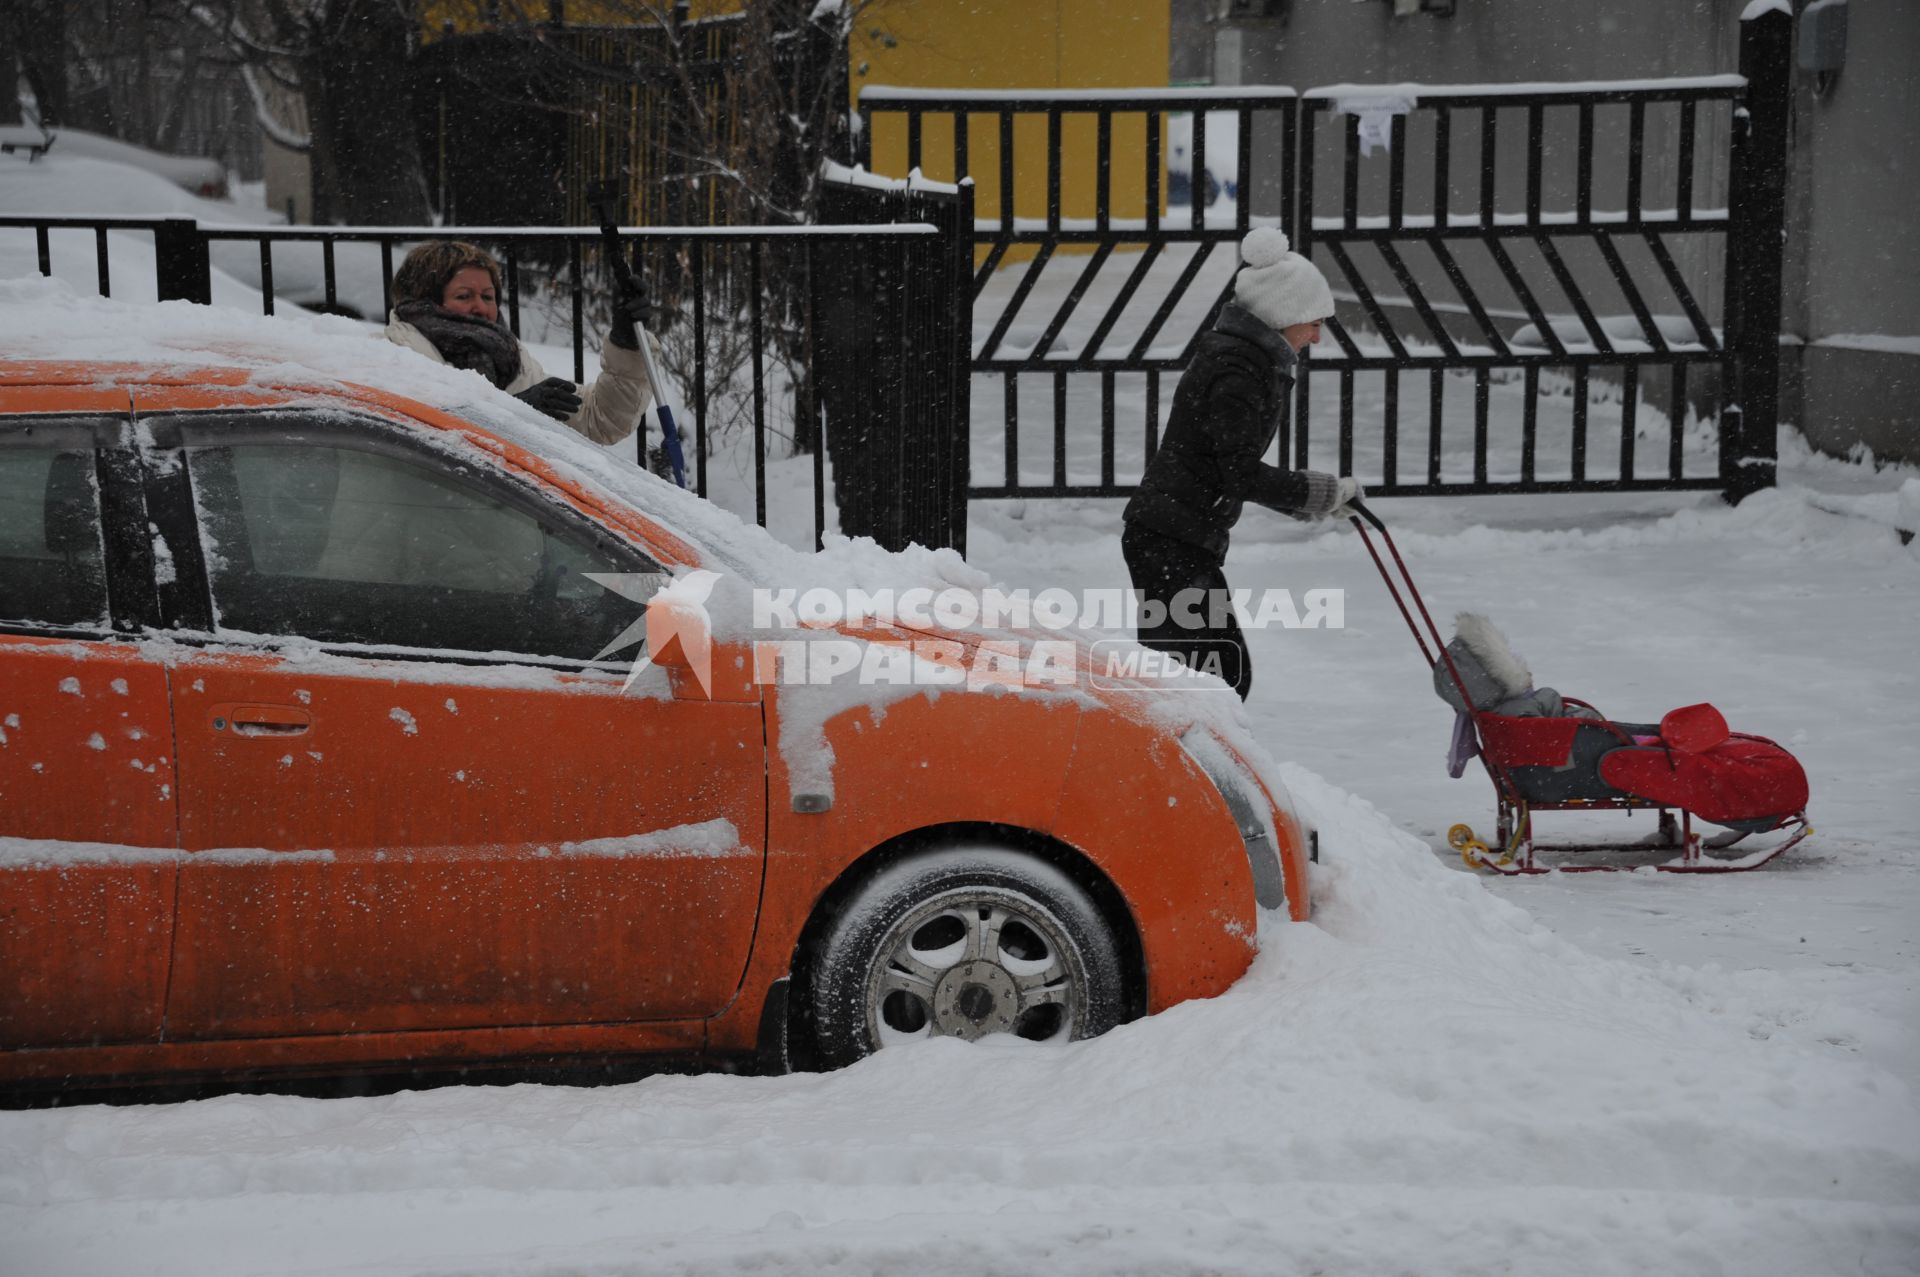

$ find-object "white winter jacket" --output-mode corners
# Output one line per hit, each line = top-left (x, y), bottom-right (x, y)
(384, 311), (656, 447)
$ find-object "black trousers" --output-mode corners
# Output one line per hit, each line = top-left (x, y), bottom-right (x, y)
(1121, 523), (1252, 700)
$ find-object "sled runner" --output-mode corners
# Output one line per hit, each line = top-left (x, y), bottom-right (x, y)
(1348, 504), (1812, 875)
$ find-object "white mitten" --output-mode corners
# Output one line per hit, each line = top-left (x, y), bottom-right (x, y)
(1330, 476), (1365, 520)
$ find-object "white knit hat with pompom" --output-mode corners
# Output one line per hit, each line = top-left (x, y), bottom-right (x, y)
(1232, 226), (1335, 332)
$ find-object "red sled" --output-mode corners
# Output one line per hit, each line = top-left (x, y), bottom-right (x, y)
(1349, 506), (1812, 875)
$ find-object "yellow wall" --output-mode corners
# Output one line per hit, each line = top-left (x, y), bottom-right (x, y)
(853, 0), (1169, 233)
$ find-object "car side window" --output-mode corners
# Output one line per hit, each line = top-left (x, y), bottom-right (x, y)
(0, 441), (109, 630)
(183, 437), (652, 662)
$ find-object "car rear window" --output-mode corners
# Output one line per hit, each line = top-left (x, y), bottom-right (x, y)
(0, 445), (109, 629)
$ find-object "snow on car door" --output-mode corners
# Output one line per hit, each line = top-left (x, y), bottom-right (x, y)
(0, 395), (179, 1050)
(139, 404), (766, 1042)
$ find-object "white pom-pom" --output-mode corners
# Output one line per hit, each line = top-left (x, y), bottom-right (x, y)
(1240, 226), (1291, 268)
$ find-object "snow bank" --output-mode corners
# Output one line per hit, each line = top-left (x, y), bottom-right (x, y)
(1279, 483), (1918, 567)
(1816, 333), (1920, 357)
(1, 765), (1912, 1276)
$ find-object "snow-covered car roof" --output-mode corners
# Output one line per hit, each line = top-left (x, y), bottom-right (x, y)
(0, 124), (228, 196)
(5, 279), (1275, 690)
(0, 278), (884, 588)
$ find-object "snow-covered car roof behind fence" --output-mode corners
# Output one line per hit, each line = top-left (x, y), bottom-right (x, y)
(0, 124), (227, 195)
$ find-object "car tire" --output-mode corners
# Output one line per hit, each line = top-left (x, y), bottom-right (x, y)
(811, 846), (1125, 1069)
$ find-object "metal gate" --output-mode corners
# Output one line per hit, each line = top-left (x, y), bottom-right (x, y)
(1295, 74), (1747, 498)
(859, 85), (1296, 501)
(857, 8), (1789, 505)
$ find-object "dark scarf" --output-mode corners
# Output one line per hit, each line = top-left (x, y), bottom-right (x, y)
(1214, 300), (1298, 398)
(1214, 301), (1297, 373)
(394, 300), (522, 390)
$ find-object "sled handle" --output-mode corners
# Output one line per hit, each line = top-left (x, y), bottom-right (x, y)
(1346, 500), (1434, 664)
(1347, 500), (1479, 712)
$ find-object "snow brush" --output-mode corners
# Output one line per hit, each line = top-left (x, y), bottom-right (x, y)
(589, 182), (688, 490)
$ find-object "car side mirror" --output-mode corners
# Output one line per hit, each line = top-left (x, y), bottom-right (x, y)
(639, 594), (750, 702)
(645, 593), (702, 669)
(628, 570), (755, 702)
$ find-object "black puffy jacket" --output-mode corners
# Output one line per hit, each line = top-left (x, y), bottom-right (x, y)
(1122, 303), (1315, 558)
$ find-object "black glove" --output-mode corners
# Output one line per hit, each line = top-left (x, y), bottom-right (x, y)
(607, 273), (649, 351)
(513, 376), (582, 422)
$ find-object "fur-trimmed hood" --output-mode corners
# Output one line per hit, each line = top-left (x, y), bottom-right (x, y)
(1435, 612), (1534, 713)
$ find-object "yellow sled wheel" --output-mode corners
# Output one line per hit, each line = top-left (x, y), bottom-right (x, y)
(1460, 839), (1513, 871)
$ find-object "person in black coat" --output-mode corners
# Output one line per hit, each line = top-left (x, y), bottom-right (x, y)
(1122, 227), (1361, 700)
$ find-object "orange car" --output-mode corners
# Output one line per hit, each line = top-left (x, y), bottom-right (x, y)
(0, 357), (1311, 1092)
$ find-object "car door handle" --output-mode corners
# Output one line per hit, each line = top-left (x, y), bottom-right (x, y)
(218, 704), (313, 737)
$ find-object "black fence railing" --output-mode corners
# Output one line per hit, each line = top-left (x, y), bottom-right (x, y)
(857, 8), (1790, 505)
(1294, 73), (1748, 497)
(1, 176), (972, 553)
(815, 169), (975, 555)
(859, 86), (1297, 501)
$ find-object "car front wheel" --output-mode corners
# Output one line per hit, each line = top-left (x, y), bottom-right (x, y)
(811, 846), (1125, 1069)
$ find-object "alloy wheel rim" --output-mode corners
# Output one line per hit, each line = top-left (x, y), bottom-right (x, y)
(863, 886), (1085, 1049)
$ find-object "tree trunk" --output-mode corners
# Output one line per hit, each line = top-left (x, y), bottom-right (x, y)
(303, 0), (430, 225)
(0, 24), (19, 126)
(7, 0), (67, 126)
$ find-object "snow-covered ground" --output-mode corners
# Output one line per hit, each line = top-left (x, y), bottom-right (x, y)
(3, 250), (1918, 1275)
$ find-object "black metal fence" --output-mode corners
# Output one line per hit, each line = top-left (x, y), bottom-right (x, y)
(815, 173), (976, 555)
(858, 8), (1790, 504)
(0, 172), (971, 553)
(858, 86), (1297, 500)
(1295, 73), (1747, 497)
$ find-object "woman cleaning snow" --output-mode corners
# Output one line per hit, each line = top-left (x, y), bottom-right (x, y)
(384, 240), (655, 446)
(1122, 227), (1362, 700)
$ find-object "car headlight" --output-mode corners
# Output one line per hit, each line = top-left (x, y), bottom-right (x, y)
(1180, 727), (1288, 910)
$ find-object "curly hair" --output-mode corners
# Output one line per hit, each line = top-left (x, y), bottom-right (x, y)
(391, 241), (503, 310)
